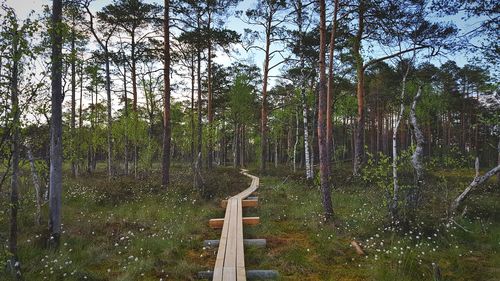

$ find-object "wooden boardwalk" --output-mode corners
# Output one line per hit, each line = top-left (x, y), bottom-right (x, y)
(207, 170), (261, 281)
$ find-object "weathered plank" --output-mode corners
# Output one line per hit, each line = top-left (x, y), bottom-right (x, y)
(209, 217), (260, 229)
(221, 198), (258, 208)
(208, 170), (275, 280)
(197, 270), (279, 280)
(204, 239), (267, 248)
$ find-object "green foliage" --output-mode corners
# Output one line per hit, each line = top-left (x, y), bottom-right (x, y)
(429, 146), (474, 169)
(362, 151), (393, 204)
(229, 74), (256, 125)
(362, 148), (415, 207)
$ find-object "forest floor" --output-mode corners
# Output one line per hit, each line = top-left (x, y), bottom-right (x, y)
(0, 163), (499, 281)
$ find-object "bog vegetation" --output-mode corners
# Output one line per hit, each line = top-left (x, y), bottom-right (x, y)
(0, 0), (499, 280)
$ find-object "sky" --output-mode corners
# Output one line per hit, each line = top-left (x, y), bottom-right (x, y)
(2, 0), (492, 111)
(3, 0), (480, 70)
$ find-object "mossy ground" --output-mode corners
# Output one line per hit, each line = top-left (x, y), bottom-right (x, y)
(0, 163), (498, 280)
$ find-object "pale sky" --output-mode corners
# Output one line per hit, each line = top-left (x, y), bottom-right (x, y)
(2, 0), (491, 115)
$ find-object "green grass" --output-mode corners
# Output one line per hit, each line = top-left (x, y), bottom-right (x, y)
(1, 163), (499, 280)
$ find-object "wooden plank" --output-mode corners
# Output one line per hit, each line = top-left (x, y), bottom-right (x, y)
(198, 270), (279, 280)
(220, 199), (258, 208)
(223, 199), (238, 281)
(213, 197), (233, 281)
(236, 199), (246, 280)
(209, 217), (260, 229)
(209, 170), (270, 280)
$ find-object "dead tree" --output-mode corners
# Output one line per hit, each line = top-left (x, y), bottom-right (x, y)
(450, 159), (500, 215)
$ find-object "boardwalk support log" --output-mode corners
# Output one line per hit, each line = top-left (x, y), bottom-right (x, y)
(209, 217), (260, 229)
(197, 270), (279, 280)
(221, 198), (258, 208)
(204, 239), (267, 248)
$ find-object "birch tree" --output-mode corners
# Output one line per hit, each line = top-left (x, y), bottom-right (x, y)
(408, 85), (425, 213)
(162, 0), (171, 187)
(293, 0), (313, 179)
(390, 58), (413, 221)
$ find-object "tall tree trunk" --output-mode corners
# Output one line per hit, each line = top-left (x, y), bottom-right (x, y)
(70, 23), (77, 178)
(162, 0), (171, 187)
(327, 0), (339, 167)
(233, 123), (239, 168)
(207, 10), (213, 170)
(260, 16), (272, 174)
(123, 59), (129, 175)
(104, 55), (113, 178)
(353, 1), (365, 176)
(197, 49), (202, 167)
(79, 61), (83, 129)
(49, 0), (63, 248)
(241, 125), (246, 167)
(296, 0), (313, 179)
(390, 61), (411, 221)
(9, 28), (21, 276)
(292, 109), (299, 172)
(191, 54), (195, 162)
(408, 86), (424, 214)
(131, 32), (138, 179)
(311, 78), (317, 174)
(318, 0), (333, 221)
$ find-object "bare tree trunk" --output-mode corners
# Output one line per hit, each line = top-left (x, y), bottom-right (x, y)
(327, 0), (339, 169)
(9, 28), (21, 277)
(27, 146), (42, 225)
(162, 0), (171, 188)
(190, 54), (195, 162)
(239, 125), (243, 167)
(233, 123), (238, 168)
(105, 56), (113, 178)
(49, 0), (63, 248)
(390, 62), (411, 221)
(352, 1), (365, 176)
(207, 10), (213, 170)
(70, 23), (77, 178)
(260, 16), (272, 174)
(131, 33), (139, 179)
(296, 0), (313, 180)
(318, 0), (333, 220)
(450, 160), (500, 215)
(197, 48), (202, 169)
(79, 61), (83, 129)
(123, 59), (129, 175)
(293, 108), (299, 172)
(408, 86), (424, 212)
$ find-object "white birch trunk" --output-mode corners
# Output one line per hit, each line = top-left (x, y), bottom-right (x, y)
(27, 146), (42, 225)
(303, 101), (313, 179)
(293, 108), (299, 172)
(409, 86), (424, 209)
(390, 67), (410, 220)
